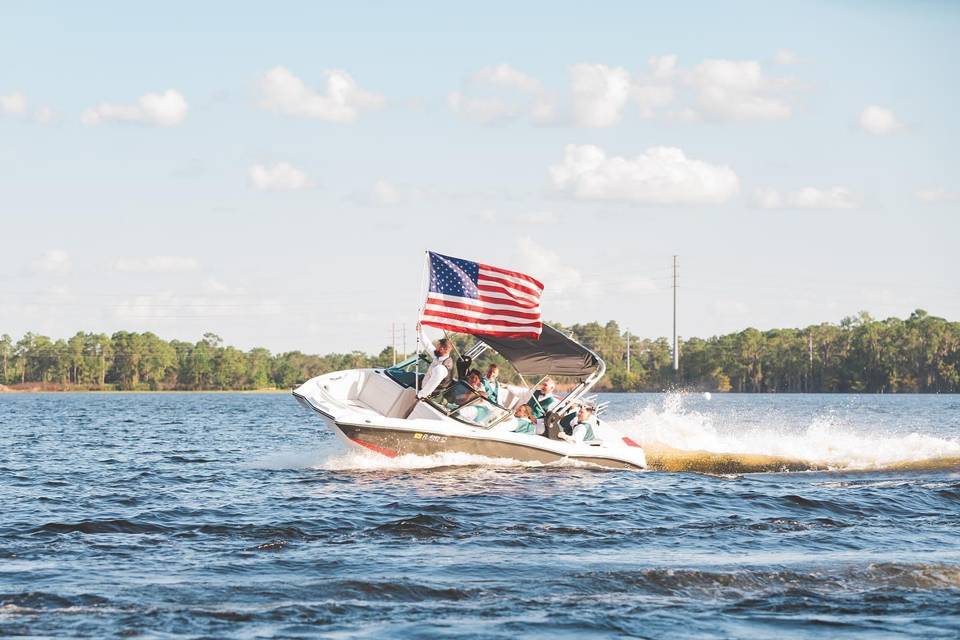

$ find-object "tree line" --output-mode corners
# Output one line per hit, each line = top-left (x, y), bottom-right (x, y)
(1, 310), (958, 392)
(0, 331), (397, 391)
(563, 309), (959, 393)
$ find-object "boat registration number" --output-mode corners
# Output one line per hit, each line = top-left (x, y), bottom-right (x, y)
(413, 433), (447, 443)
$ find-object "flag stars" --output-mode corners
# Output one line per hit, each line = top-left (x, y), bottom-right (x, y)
(429, 252), (480, 299)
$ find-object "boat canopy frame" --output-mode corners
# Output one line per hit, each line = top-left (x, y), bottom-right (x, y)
(402, 322), (607, 419)
(473, 323), (606, 416)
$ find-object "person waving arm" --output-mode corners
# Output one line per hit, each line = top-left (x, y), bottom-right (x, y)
(418, 322), (436, 356)
(417, 322), (453, 399)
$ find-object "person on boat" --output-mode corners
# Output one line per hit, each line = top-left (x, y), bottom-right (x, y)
(526, 377), (558, 422)
(488, 404), (535, 434)
(511, 404), (536, 434)
(465, 369), (484, 389)
(416, 322), (454, 399)
(445, 369), (495, 424)
(464, 370), (488, 398)
(557, 405), (598, 443)
(443, 369), (487, 409)
(481, 364), (501, 406)
(455, 354), (473, 381)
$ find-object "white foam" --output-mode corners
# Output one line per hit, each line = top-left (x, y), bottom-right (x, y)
(250, 446), (598, 473)
(312, 449), (545, 472)
(0, 604), (126, 617)
(608, 393), (960, 470)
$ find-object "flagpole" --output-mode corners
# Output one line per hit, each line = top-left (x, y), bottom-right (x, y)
(414, 250), (429, 395)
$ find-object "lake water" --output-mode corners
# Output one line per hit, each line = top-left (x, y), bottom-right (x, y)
(2, 392), (959, 638)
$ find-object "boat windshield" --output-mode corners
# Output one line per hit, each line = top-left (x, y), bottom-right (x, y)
(430, 381), (510, 429)
(384, 354), (430, 388)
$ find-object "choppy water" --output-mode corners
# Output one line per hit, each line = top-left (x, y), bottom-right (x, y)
(2, 392), (959, 638)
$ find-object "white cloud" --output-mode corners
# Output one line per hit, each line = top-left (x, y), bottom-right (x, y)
(631, 56), (677, 119)
(632, 84), (674, 119)
(248, 162), (309, 191)
(752, 186), (858, 210)
(514, 211), (557, 225)
(858, 105), (902, 135)
(666, 107), (702, 123)
(31, 250), (71, 274)
(517, 237), (586, 296)
(33, 106), (56, 124)
(258, 66), (383, 123)
(448, 64), (555, 124)
(570, 64), (632, 128)
(474, 64), (543, 93)
(550, 144), (739, 205)
(366, 179), (424, 205)
(448, 92), (513, 124)
(371, 180), (406, 205)
(0, 91), (27, 115)
(915, 187), (959, 203)
(203, 277), (246, 294)
(775, 49), (800, 65)
(479, 209), (498, 223)
(82, 89), (188, 126)
(112, 256), (200, 273)
(649, 55), (678, 79)
(690, 59), (792, 121)
(450, 56), (795, 128)
(0, 92), (56, 124)
(472, 210), (558, 225)
(113, 292), (280, 323)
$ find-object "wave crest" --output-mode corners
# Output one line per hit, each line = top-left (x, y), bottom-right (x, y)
(608, 393), (960, 471)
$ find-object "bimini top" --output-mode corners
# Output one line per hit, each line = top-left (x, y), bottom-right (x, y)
(478, 323), (601, 379)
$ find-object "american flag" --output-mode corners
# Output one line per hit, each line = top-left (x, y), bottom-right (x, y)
(421, 251), (543, 339)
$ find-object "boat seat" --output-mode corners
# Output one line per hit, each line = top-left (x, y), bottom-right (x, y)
(497, 384), (532, 411)
(391, 387), (418, 418)
(356, 373), (416, 418)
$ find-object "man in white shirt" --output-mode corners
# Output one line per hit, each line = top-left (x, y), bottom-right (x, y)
(481, 364), (501, 405)
(417, 322), (454, 399)
(558, 405), (598, 443)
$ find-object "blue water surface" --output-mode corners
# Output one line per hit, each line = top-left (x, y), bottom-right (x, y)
(1, 392), (959, 638)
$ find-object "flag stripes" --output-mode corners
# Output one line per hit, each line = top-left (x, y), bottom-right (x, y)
(421, 251), (543, 339)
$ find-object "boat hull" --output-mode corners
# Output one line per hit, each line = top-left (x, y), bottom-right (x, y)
(293, 372), (646, 471)
(334, 421), (643, 470)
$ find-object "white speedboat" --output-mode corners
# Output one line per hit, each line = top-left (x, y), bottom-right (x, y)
(293, 324), (647, 470)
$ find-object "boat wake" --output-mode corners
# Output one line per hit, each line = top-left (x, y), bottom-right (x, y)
(250, 448), (610, 472)
(312, 450), (601, 472)
(262, 393), (960, 475)
(609, 394), (960, 474)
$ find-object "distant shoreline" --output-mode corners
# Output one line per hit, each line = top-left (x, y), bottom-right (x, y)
(0, 384), (289, 394)
(1, 384), (953, 396)
(4, 310), (958, 394)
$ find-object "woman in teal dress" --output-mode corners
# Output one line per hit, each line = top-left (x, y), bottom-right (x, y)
(512, 405), (536, 434)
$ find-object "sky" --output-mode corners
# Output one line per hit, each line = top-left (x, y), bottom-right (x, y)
(1, 0), (958, 354)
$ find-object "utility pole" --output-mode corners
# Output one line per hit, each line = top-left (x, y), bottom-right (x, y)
(391, 323), (397, 366)
(401, 324), (407, 360)
(625, 331), (631, 374)
(672, 255), (679, 371)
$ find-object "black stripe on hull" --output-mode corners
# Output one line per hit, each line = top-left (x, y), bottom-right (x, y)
(335, 423), (642, 470)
